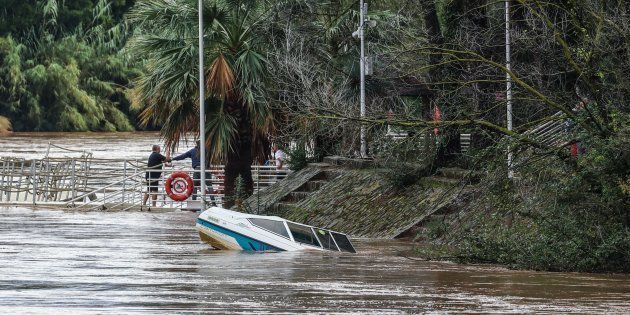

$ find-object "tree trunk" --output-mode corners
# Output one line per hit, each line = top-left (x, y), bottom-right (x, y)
(223, 100), (254, 208)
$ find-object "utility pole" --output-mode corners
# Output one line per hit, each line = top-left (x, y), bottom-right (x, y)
(505, 0), (514, 179)
(359, 0), (367, 158)
(198, 0), (207, 210)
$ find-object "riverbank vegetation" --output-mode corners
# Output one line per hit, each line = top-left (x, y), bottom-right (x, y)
(257, 0), (629, 272)
(0, 0), (139, 131)
(0, 0), (627, 272)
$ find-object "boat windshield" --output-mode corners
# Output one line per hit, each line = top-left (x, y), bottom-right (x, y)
(331, 232), (356, 253)
(287, 222), (321, 248)
(248, 218), (290, 238)
(315, 229), (339, 251)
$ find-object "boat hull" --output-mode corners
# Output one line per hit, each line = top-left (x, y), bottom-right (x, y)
(196, 217), (282, 251)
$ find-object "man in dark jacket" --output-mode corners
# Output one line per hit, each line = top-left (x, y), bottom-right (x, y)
(143, 145), (171, 207)
(172, 141), (213, 201)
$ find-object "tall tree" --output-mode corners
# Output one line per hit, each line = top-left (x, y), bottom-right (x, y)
(128, 0), (272, 206)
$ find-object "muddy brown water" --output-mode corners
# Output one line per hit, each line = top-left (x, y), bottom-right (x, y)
(1, 133), (629, 314)
(0, 132), (171, 160)
(1, 207), (629, 314)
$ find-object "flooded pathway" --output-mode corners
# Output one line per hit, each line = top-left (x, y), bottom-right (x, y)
(1, 207), (628, 314)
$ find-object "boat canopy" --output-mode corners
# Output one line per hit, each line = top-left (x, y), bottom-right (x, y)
(246, 217), (356, 253)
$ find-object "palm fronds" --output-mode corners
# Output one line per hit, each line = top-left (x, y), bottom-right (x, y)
(128, 0), (273, 158)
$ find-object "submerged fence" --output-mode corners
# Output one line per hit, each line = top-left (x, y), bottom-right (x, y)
(0, 156), (288, 210)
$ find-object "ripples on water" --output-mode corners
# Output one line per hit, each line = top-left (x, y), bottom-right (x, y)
(1, 207), (628, 314)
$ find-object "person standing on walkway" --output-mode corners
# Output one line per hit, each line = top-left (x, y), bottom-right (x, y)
(143, 145), (170, 208)
(272, 143), (286, 179)
(273, 144), (286, 170)
(172, 141), (213, 201)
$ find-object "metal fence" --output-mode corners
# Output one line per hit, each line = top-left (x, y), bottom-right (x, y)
(0, 156), (288, 210)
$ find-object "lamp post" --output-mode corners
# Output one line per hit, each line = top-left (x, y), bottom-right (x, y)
(198, 0), (207, 210)
(505, 0), (514, 179)
(359, 0), (367, 158)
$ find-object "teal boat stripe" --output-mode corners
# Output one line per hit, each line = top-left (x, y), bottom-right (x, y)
(197, 218), (284, 251)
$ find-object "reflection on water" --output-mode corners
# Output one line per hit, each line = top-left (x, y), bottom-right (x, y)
(1, 207), (628, 314)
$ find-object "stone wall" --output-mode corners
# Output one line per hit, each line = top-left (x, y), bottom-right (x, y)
(283, 169), (466, 238)
(241, 161), (471, 238)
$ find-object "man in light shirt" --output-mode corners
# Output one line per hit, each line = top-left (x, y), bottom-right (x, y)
(272, 144), (286, 178)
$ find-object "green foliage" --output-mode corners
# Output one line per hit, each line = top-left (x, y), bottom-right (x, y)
(384, 163), (425, 190)
(286, 145), (311, 171)
(374, 134), (437, 189)
(446, 115), (630, 272)
(456, 203), (629, 272)
(0, 0), (136, 37)
(425, 218), (449, 240)
(0, 0), (140, 132)
(128, 0), (271, 158)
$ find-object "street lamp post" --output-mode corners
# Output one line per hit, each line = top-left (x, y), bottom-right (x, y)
(359, 0), (367, 158)
(505, 0), (514, 179)
(198, 0), (207, 210)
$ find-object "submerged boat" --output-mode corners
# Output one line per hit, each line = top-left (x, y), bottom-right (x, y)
(196, 207), (356, 253)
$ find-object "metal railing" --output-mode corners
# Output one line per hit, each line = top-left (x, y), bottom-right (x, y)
(523, 112), (568, 147)
(385, 131), (473, 153)
(0, 156), (289, 210)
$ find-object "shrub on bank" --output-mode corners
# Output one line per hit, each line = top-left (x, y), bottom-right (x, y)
(286, 145), (312, 171)
(439, 121), (630, 273)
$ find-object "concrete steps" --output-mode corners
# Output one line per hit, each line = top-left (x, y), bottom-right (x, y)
(396, 168), (477, 240)
(269, 201), (298, 215)
(296, 180), (328, 192)
(426, 176), (462, 186)
(438, 167), (481, 183)
(280, 191), (310, 203)
(269, 169), (341, 216)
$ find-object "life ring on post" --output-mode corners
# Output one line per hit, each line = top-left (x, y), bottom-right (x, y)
(165, 171), (194, 201)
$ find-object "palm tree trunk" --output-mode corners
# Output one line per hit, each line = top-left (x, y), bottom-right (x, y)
(223, 100), (254, 208)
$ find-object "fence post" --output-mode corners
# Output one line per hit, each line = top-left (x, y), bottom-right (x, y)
(0, 158), (4, 202)
(122, 161), (127, 204)
(256, 164), (261, 215)
(31, 159), (37, 205)
(71, 159), (76, 200)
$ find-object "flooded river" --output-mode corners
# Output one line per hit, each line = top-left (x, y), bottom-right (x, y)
(0, 132), (164, 160)
(1, 133), (629, 313)
(1, 207), (629, 314)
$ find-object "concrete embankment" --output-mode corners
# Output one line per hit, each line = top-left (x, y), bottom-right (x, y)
(241, 157), (477, 238)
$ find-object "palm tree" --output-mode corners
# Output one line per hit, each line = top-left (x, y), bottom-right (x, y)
(128, 0), (271, 206)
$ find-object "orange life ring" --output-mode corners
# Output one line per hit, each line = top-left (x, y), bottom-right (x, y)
(165, 171), (194, 201)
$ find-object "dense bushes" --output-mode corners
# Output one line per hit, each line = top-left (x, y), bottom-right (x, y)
(0, 0), (139, 132)
(442, 115), (630, 272)
(455, 189), (629, 272)
(286, 145), (311, 171)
